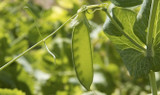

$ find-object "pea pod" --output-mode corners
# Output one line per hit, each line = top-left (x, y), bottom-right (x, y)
(72, 12), (93, 91)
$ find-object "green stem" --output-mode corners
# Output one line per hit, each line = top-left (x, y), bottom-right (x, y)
(146, 0), (159, 57)
(0, 14), (77, 71)
(147, 0), (159, 94)
(103, 9), (145, 51)
(149, 70), (157, 95)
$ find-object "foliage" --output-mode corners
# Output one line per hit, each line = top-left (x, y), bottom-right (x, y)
(0, 88), (25, 95)
(0, 0), (160, 95)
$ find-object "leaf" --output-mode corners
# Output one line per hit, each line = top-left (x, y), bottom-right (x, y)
(72, 13), (93, 90)
(105, 41), (123, 65)
(9, 40), (28, 54)
(103, 8), (147, 77)
(103, 2), (160, 77)
(153, 1), (160, 46)
(103, 8), (144, 51)
(0, 62), (34, 95)
(152, 47), (160, 71)
(120, 48), (151, 78)
(103, 12), (123, 36)
(110, 0), (143, 7)
(0, 37), (9, 66)
(133, 0), (152, 44)
(0, 88), (26, 95)
(25, 2), (40, 19)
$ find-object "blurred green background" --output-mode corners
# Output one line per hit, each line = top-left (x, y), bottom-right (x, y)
(0, 0), (160, 95)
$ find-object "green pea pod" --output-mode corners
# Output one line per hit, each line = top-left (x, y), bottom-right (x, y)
(72, 12), (93, 91)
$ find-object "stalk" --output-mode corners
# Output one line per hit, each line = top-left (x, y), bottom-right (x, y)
(149, 70), (157, 95)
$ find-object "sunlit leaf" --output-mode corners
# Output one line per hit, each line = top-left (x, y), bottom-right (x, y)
(103, 8), (145, 51)
(133, 0), (152, 44)
(103, 8), (148, 77)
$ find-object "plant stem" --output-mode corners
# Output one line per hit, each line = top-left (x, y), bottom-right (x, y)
(147, 0), (159, 94)
(146, 0), (159, 94)
(0, 14), (77, 71)
(146, 0), (159, 57)
(149, 70), (157, 95)
(103, 8), (145, 51)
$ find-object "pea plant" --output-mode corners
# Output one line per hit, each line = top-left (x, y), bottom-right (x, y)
(0, 0), (160, 94)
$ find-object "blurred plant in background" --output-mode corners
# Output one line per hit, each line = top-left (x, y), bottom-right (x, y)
(0, 0), (160, 95)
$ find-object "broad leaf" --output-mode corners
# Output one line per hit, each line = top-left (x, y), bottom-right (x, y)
(110, 0), (143, 7)
(103, 8), (147, 77)
(0, 37), (9, 66)
(133, 0), (152, 44)
(103, 8), (145, 52)
(152, 47), (160, 71)
(153, 1), (160, 46)
(133, 0), (160, 73)
(104, 1), (160, 77)
(103, 13), (123, 36)
(120, 48), (151, 78)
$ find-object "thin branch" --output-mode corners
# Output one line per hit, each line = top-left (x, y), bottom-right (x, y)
(0, 14), (77, 71)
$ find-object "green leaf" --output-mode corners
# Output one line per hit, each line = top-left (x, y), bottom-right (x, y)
(103, 8), (144, 51)
(133, 0), (152, 44)
(103, 8), (147, 77)
(103, 12), (123, 36)
(0, 37), (9, 66)
(0, 63), (34, 95)
(25, 2), (40, 19)
(110, 0), (143, 7)
(72, 13), (93, 90)
(152, 47), (160, 71)
(105, 40), (123, 65)
(120, 48), (151, 78)
(0, 88), (26, 95)
(9, 40), (28, 54)
(153, 1), (160, 46)
(104, 2), (160, 77)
